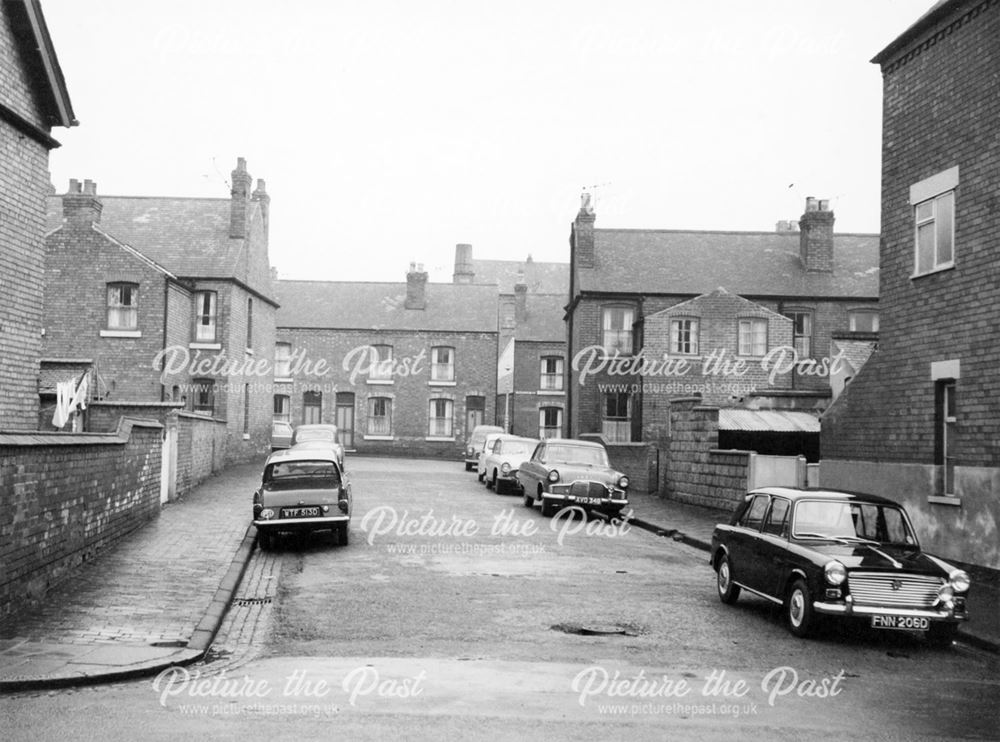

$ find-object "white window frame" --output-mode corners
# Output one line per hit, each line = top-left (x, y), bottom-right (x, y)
(538, 407), (562, 439)
(367, 396), (393, 437)
(428, 398), (454, 439)
(107, 282), (138, 331)
(369, 344), (394, 382)
(848, 310), (879, 333)
(601, 306), (634, 355)
(670, 318), (699, 355)
(910, 166), (958, 277)
(540, 356), (564, 391)
(274, 342), (292, 378)
(193, 290), (217, 343)
(431, 346), (455, 383)
(737, 318), (767, 357)
(273, 394), (290, 423)
(784, 311), (812, 358)
(601, 392), (631, 443)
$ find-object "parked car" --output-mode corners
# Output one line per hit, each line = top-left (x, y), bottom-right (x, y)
(477, 431), (509, 482)
(271, 420), (293, 451)
(291, 423), (345, 468)
(252, 447), (352, 549)
(710, 487), (970, 645)
(517, 438), (629, 518)
(464, 424), (504, 471)
(481, 435), (539, 494)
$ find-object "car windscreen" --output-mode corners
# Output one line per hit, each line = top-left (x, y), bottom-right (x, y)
(265, 460), (341, 488)
(792, 500), (916, 545)
(545, 445), (608, 466)
(502, 442), (536, 457)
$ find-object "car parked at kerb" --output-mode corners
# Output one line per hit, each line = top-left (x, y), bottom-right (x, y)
(517, 438), (629, 518)
(291, 423), (345, 468)
(464, 424), (504, 471)
(252, 447), (352, 549)
(481, 435), (539, 494)
(710, 487), (970, 645)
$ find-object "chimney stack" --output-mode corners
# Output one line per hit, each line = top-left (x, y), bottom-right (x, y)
(572, 192), (596, 269)
(62, 178), (102, 228)
(229, 157), (252, 239)
(798, 197), (835, 272)
(453, 243), (474, 284)
(405, 262), (428, 310)
(252, 178), (269, 236)
(514, 273), (528, 325)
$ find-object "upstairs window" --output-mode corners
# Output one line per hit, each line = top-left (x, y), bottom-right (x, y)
(246, 297), (254, 349)
(431, 346), (455, 382)
(107, 283), (138, 330)
(911, 166), (958, 277)
(737, 318), (767, 357)
(193, 291), (217, 342)
(670, 318), (699, 355)
(274, 342), (292, 377)
(369, 345), (394, 381)
(848, 310), (879, 333)
(602, 306), (634, 354)
(540, 356), (564, 391)
(784, 311), (812, 357)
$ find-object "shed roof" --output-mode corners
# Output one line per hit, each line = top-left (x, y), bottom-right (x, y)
(719, 409), (820, 433)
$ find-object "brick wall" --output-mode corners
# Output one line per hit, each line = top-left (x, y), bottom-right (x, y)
(175, 412), (228, 495)
(0, 419), (163, 617)
(276, 328), (497, 458)
(510, 340), (565, 438)
(0, 12), (51, 430)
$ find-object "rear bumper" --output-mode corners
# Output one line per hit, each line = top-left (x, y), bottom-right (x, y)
(254, 515), (349, 531)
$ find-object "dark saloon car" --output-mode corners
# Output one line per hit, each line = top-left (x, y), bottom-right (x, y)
(252, 447), (352, 549)
(710, 487), (970, 645)
(517, 438), (629, 517)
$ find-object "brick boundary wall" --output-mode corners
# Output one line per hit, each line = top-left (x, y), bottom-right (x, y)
(175, 412), (228, 496)
(0, 418), (163, 618)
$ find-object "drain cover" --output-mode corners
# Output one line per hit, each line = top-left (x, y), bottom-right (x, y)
(551, 623), (640, 637)
(233, 597), (272, 606)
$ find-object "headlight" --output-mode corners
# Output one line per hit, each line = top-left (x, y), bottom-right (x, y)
(466, 447), (474, 456)
(824, 560), (846, 586)
(260, 508), (275, 520)
(937, 584), (955, 606)
(949, 569), (970, 593)
(618, 475), (629, 489)
(548, 469), (560, 483)
(501, 462), (511, 474)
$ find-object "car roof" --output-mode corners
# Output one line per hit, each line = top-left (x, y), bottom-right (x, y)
(748, 486), (901, 506)
(542, 438), (604, 449)
(265, 447), (341, 467)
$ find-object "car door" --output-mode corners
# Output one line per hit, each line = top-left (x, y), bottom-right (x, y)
(750, 496), (791, 600)
(520, 441), (546, 492)
(726, 494), (770, 592)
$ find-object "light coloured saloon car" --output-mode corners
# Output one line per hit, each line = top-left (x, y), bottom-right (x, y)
(481, 435), (539, 494)
(517, 438), (629, 518)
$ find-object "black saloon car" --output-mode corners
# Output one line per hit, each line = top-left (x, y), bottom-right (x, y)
(710, 487), (970, 646)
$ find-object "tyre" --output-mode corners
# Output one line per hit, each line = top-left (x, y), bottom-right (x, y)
(486, 472), (494, 489)
(786, 578), (815, 638)
(925, 622), (958, 648)
(258, 530), (274, 551)
(716, 554), (741, 605)
(338, 522), (350, 546)
(523, 490), (534, 508)
(541, 497), (558, 518)
(477, 470), (485, 482)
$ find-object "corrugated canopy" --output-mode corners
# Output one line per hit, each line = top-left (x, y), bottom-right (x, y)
(719, 409), (820, 433)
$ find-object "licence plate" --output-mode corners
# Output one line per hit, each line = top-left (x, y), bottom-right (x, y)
(572, 497), (604, 505)
(282, 506), (320, 518)
(871, 615), (929, 631)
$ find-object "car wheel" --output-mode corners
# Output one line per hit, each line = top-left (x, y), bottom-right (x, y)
(523, 489), (534, 508)
(716, 554), (741, 605)
(486, 472), (494, 489)
(786, 578), (815, 638)
(338, 523), (350, 546)
(541, 497), (558, 518)
(496, 477), (507, 495)
(477, 470), (485, 482)
(925, 622), (958, 648)
(258, 530), (274, 551)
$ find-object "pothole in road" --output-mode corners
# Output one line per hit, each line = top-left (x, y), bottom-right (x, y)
(550, 622), (645, 637)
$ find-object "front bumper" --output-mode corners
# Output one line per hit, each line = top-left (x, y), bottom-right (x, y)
(543, 486), (628, 511)
(813, 595), (968, 622)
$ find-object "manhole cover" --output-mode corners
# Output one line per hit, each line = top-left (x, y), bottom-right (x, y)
(233, 597), (272, 606)
(550, 623), (641, 637)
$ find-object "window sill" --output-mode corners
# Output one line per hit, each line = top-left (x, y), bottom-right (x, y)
(425, 436), (456, 442)
(101, 329), (141, 338)
(928, 495), (962, 507)
(367, 378), (394, 385)
(245, 348), (254, 356)
(429, 380), (456, 387)
(189, 342), (221, 350)
(537, 390), (566, 396)
(911, 263), (955, 280)
(364, 435), (394, 441)
(274, 377), (293, 384)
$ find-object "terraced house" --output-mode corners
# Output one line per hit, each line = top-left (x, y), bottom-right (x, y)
(821, 0), (1000, 569)
(274, 266), (499, 457)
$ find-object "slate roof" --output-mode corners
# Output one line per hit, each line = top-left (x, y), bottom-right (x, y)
(274, 280), (499, 333)
(580, 228), (879, 299)
(832, 339), (878, 373)
(45, 195), (274, 300)
(471, 258), (569, 294)
(514, 293), (567, 342)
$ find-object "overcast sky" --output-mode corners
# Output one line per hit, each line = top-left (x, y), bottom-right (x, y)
(43, 0), (931, 284)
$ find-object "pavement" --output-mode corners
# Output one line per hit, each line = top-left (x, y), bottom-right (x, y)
(0, 461), (996, 694)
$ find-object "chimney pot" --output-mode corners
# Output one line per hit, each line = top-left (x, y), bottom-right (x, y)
(230, 157), (253, 239)
(799, 198), (835, 272)
(453, 243), (474, 284)
(405, 263), (428, 310)
(62, 178), (102, 226)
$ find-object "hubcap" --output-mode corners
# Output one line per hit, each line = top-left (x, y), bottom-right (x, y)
(719, 563), (730, 592)
(790, 591), (804, 626)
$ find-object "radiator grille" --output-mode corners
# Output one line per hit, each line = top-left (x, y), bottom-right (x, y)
(570, 481), (609, 499)
(848, 572), (944, 608)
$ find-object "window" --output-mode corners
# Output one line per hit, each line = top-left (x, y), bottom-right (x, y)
(540, 356), (564, 391)
(274, 342), (292, 377)
(369, 345), (394, 381)
(911, 166), (958, 276)
(739, 495), (769, 531)
(368, 397), (392, 436)
(246, 297), (254, 349)
(784, 311), (812, 357)
(191, 378), (215, 414)
(428, 398), (454, 437)
(762, 498), (790, 537)
(193, 291), (217, 342)
(737, 318), (767, 356)
(670, 318), (699, 355)
(848, 310), (879, 333)
(431, 346), (455, 382)
(273, 394), (290, 422)
(107, 283), (138, 330)
(936, 380), (957, 495)
(303, 391), (322, 424)
(602, 306), (634, 354)
(242, 383), (250, 434)
(539, 407), (562, 439)
(602, 392), (631, 443)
